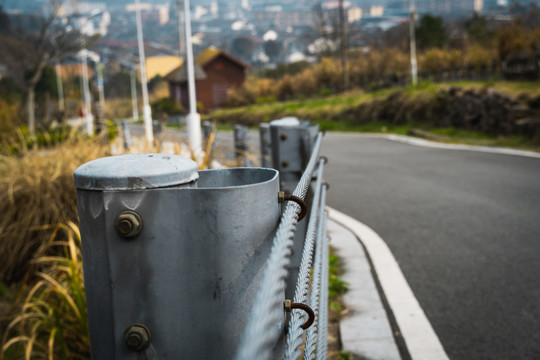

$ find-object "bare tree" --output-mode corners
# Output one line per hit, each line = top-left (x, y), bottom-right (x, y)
(310, 2), (339, 58)
(338, 0), (349, 89)
(311, 1), (352, 89)
(22, 0), (80, 137)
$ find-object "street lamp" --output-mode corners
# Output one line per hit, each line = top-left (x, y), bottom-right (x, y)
(409, 0), (418, 86)
(80, 48), (94, 135)
(55, 61), (65, 118)
(134, 0), (154, 144)
(130, 65), (139, 122)
(183, 0), (203, 160)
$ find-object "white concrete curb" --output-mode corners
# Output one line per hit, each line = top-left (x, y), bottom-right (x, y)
(328, 218), (401, 360)
(328, 207), (450, 360)
(361, 133), (540, 159)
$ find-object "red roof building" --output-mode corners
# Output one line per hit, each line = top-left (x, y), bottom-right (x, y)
(165, 47), (250, 112)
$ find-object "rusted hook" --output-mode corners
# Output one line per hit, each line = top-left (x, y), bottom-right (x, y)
(284, 300), (315, 330)
(279, 192), (307, 221)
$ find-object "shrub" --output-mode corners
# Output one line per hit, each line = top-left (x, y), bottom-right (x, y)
(420, 48), (461, 74)
(151, 97), (185, 120)
(465, 44), (495, 70)
(314, 58), (342, 92)
(291, 68), (318, 97)
(0, 100), (23, 138)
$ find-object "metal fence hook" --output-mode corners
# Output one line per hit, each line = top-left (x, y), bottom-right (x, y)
(284, 300), (315, 330)
(278, 192), (307, 221)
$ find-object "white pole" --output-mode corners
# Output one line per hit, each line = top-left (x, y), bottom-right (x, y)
(81, 49), (94, 135)
(97, 62), (106, 121)
(55, 61), (65, 115)
(130, 67), (139, 122)
(409, 0), (418, 86)
(135, 0), (154, 144)
(183, 0), (202, 159)
(176, 0), (185, 56)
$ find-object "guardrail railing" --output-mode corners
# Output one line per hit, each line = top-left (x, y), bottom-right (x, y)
(74, 118), (329, 359)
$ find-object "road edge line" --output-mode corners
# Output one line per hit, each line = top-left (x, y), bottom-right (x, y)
(360, 133), (540, 159)
(327, 206), (450, 360)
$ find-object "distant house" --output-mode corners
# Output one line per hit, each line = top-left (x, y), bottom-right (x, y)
(165, 47), (250, 112)
(146, 55), (183, 81)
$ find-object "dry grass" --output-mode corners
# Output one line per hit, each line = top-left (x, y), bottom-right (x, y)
(0, 125), (220, 358)
(0, 133), (111, 284)
(104, 98), (136, 120)
(0, 123), (222, 285)
(0, 222), (89, 360)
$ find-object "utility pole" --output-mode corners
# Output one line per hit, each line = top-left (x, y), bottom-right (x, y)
(81, 49), (94, 135)
(130, 66), (139, 122)
(338, 0), (349, 90)
(176, 0), (185, 56)
(409, 0), (418, 86)
(183, 0), (202, 159)
(55, 61), (65, 119)
(96, 62), (106, 129)
(135, 0), (154, 144)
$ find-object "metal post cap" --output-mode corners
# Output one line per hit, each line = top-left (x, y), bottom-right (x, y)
(74, 154), (199, 190)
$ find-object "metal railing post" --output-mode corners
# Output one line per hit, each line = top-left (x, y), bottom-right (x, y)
(202, 120), (215, 151)
(121, 121), (131, 150)
(234, 124), (249, 167)
(152, 120), (162, 143)
(74, 154), (280, 359)
(268, 118), (319, 299)
(202, 120), (213, 141)
(259, 123), (272, 168)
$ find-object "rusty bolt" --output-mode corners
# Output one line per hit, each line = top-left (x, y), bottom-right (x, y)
(282, 160), (289, 168)
(115, 211), (143, 239)
(284, 299), (292, 312)
(280, 133), (288, 141)
(124, 324), (151, 352)
(278, 191), (286, 203)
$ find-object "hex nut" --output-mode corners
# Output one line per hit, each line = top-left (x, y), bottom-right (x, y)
(124, 324), (151, 352)
(115, 211), (143, 239)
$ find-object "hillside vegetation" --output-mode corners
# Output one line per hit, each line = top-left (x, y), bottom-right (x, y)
(207, 81), (540, 149)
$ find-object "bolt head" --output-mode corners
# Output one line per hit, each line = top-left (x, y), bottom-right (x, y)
(118, 219), (133, 235)
(124, 324), (151, 352)
(280, 133), (288, 141)
(115, 211), (143, 239)
(126, 333), (142, 348)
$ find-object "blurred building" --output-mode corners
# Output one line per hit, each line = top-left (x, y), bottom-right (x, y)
(125, 2), (170, 25)
(166, 47), (249, 111)
(145, 56), (183, 81)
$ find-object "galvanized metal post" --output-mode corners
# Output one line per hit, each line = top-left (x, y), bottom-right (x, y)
(75, 154), (280, 359)
(259, 123), (272, 168)
(202, 120), (213, 141)
(121, 121), (131, 150)
(268, 118), (319, 299)
(234, 124), (249, 167)
(152, 120), (162, 143)
(202, 120), (215, 151)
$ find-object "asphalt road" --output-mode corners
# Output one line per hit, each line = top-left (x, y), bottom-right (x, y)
(320, 133), (540, 360)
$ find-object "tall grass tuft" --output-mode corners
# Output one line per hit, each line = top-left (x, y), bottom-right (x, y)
(0, 134), (110, 284)
(1, 222), (90, 360)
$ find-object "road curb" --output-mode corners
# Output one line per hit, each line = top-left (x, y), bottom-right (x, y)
(327, 207), (450, 360)
(361, 133), (540, 159)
